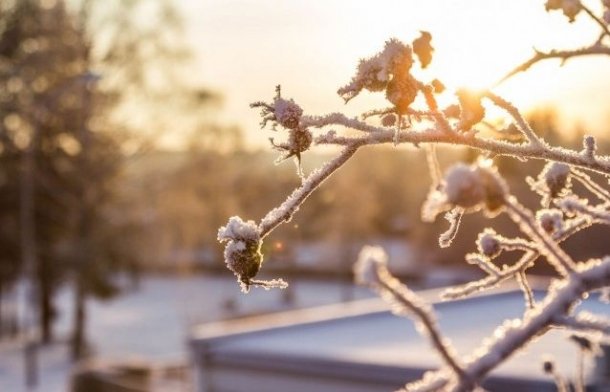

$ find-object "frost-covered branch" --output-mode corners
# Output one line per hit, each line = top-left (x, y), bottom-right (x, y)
(424, 258), (610, 392)
(258, 142), (363, 238)
(497, 0), (610, 83)
(354, 247), (466, 380)
(314, 123), (610, 176)
(555, 311), (610, 334)
(498, 45), (610, 84)
(217, 2), (610, 390)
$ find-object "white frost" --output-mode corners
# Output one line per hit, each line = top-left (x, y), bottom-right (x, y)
(354, 245), (388, 287)
(217, 216), (260, 242)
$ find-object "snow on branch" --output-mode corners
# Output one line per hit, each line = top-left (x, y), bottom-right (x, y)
(555, 311), (610, 334)
(354, 247), (466, 380)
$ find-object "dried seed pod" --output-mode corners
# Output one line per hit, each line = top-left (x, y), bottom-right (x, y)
(386, 73), (418, 114)
(477, 229), (502, 258)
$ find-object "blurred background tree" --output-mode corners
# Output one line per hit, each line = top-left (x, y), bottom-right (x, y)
(0, 0), (225, 363)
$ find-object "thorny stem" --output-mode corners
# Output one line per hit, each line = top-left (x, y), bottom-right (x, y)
(504, 197), (576, 277)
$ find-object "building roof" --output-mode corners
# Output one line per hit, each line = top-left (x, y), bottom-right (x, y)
(190, 283), (608, 392)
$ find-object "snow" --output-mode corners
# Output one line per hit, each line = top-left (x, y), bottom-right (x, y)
(273, 97), (303, 130)
(0, 275), (374, 392)
(208, 290), (609, 381)
(217, 216), (259, 242)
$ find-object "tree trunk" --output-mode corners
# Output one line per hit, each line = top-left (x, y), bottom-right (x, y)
(71, 278), (86, 360)
(71, 73), (92, 362)
(20, 126), (39, 388)
(38, 273), (54, 344)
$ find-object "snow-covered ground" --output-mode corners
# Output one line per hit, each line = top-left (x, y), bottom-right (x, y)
(0, 274), (373, 392)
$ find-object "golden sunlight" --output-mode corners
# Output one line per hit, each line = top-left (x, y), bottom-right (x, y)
(191, 0), (610, 146)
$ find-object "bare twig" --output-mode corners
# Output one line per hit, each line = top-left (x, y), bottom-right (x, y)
(581, 4), (610, 39)
(497, 45), (610, 85)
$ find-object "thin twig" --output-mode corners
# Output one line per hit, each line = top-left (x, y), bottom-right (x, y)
(451, 258), (610, 391)
(581, 4), (610, 39)
(483, 92), (542, 146)
(378, 276), (466, 380)
(504, 197), (576, 276)
(496, 45), (610, 85)
(258, 141), (364, 238)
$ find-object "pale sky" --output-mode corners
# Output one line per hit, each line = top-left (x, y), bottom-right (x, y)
(182, 0), (610, 147)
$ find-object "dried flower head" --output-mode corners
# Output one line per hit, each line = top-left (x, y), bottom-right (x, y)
(529, 162), (572, 206)
(443, 104), (461, 119)
(386, 72), (419, 114)
(537, 209), (564, 234)
(218, 216), (288, 292)
(422, 162), (508, 222)
(251, 85), (303, 130)
(218, 216), (263, 292)
(252, 86), (312, 170)
(270, 127), (313, 166)
(338, 38), (413, 102)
